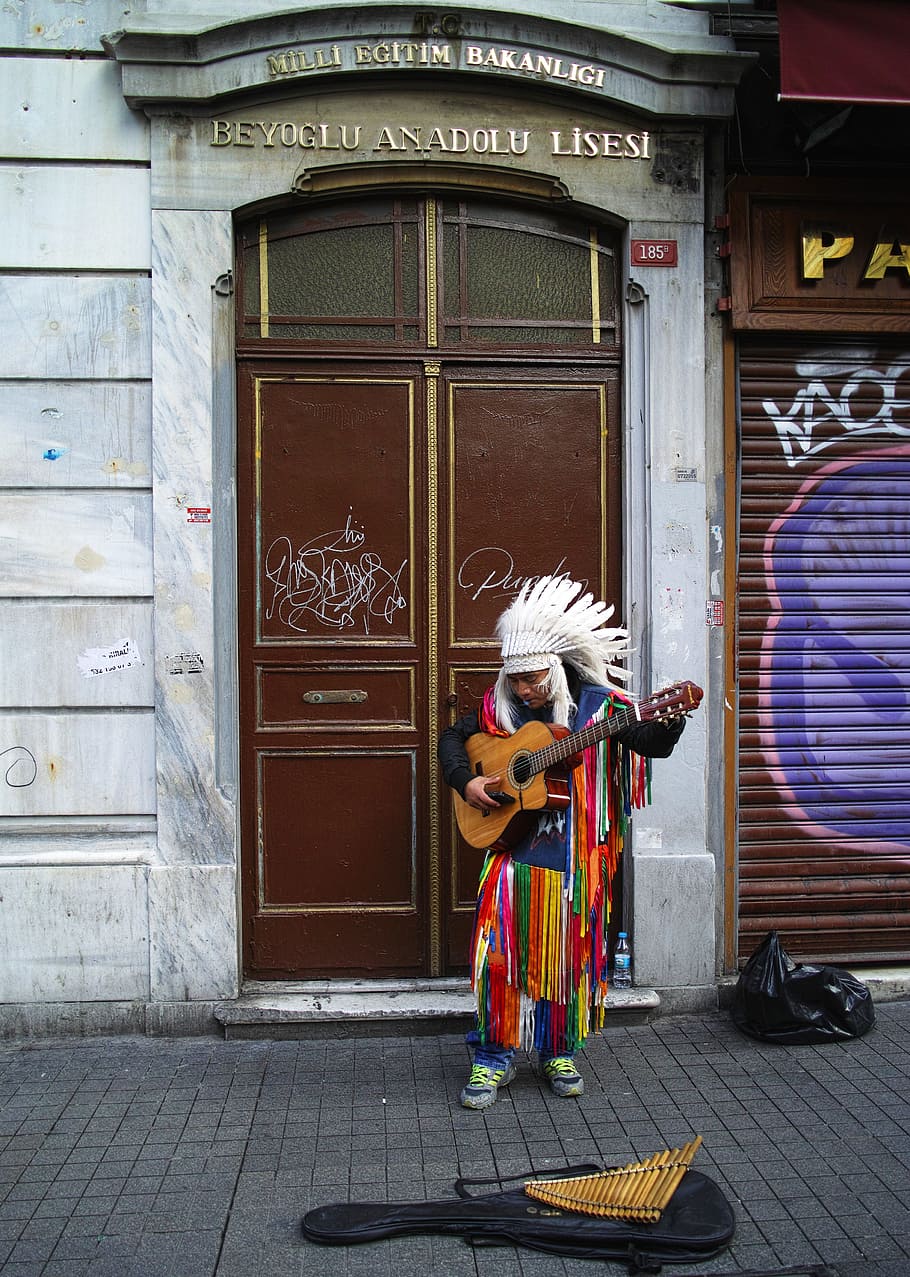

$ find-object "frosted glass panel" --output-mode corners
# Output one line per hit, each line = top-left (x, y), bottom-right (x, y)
(465, 227), (590, 320)
(269, 225), (395, 317)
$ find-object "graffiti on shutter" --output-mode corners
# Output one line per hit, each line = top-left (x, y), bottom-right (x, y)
(738, 341), (910, 964)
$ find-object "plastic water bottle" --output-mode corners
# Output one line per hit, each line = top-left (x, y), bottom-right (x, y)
(613, 932), (632, 988)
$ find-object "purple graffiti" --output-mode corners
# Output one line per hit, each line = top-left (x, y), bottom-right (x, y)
(760, 446), (910, 848)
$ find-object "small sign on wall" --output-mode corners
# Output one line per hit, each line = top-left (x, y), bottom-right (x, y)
(705, 600), (725, 627)
(631, 239), (678, 267)
(77, 638), (143, 678)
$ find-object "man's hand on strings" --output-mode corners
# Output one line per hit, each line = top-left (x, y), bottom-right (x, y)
(464, 774), (503, 810)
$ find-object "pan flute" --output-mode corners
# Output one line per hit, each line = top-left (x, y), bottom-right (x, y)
(524, 1135), (703, 1223)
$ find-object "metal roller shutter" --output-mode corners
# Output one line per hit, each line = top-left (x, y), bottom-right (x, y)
(737, 339), (910, 964)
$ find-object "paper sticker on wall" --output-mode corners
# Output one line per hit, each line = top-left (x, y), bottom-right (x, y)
(187, 507), (212, 524)
(77, 639), (142, 678)
(165, 652), (205, 675)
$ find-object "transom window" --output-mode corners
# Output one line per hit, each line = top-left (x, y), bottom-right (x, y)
(237, 195), (619, 350)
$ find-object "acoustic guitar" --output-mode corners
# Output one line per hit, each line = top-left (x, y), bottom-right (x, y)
(452, 681), (703, 849)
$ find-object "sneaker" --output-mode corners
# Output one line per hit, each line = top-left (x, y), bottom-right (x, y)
(460, 1062), (517, 1110)
(543, 1057), (584, 1097)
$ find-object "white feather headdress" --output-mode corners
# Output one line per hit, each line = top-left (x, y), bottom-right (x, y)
(493, 575), (631, 731)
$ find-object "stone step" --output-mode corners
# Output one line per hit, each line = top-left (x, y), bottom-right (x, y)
(215, 978), (660, 1039)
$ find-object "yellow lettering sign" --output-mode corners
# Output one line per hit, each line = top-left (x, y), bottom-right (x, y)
(864, 240), (910, 279)
(801, 230), (854, 279)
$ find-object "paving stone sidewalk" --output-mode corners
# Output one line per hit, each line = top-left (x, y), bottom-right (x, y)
(2, 1002), (910, 1276)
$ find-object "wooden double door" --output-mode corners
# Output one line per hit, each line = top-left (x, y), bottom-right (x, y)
(237, 359), (621, 978)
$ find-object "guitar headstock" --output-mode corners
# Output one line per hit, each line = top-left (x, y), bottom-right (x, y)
(640, 681), (704, 720)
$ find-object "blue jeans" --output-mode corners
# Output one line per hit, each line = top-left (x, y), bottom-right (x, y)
(466, 1029), (570, 1070)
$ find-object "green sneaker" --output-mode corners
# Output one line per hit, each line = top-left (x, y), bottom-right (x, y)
(543, 1057), (584, 1097)
(460, 1062), (517, 1110)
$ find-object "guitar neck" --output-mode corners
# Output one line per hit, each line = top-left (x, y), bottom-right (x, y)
(527, 701), (640, 776)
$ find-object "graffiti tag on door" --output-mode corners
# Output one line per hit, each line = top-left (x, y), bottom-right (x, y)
(264, 511), (407, 634)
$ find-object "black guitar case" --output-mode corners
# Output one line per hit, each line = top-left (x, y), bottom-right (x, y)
(302, 1164), (736, 1274)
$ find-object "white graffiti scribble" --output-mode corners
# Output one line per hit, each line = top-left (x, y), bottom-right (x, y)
(763, 359), (910, 466)
(458, 547), (572, 602)
(264, 513), (407, 634)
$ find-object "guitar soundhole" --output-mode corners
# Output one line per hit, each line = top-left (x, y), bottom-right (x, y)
(510, 753), (532, 788)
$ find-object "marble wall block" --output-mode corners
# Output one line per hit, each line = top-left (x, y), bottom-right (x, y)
(0, 600), (154, 708)
(0, 1), (132, 52)
(139, 0), (706, 28)
(0, 491), (153, 597)
(0, 822), (157, 867)
(0, 379), (151, 490)
(0, 58), (149, 161)
(0, 710), (155, 816)
(0, 276), (151, 380)
(0, 166), (151, 270)
(0, 864), (150, 1002)
(148, 865), (239, 1001)
(632, 851), (716, 987)
(625, 218), (708, 854)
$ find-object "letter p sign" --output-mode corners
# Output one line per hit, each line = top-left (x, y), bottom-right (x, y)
(801, 228), (854, 279)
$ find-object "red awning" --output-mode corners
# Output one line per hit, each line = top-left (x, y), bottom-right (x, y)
(778, 0), (910, 105)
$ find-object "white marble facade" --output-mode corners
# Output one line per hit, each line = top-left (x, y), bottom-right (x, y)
(0, 0), (742, 1031)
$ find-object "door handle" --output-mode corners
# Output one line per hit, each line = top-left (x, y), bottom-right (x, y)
(302, 690), (368, 704)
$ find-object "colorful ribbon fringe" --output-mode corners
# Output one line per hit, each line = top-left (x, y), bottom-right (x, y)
(469, 696), (650, 1055)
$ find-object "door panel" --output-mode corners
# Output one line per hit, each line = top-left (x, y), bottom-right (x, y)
(257, 376), (415, 644)
(259, 752), (416, 905)
(441, 369), (621, 968)
(239, 367), (426, 977)
(239, 362), (620, 978)
(448, 378), (614, 638)
(257, 666), (414, 729)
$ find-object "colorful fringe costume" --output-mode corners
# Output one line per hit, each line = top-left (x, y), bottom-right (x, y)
(468, 682), (651, 1057)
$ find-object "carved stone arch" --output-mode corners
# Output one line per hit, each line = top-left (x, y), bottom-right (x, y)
(103, 6), (749, 118)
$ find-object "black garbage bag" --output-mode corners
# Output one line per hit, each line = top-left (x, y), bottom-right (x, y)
(732, 930), (875, 1044)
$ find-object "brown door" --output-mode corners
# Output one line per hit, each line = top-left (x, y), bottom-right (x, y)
(238, 361), (620, 977)
(440, 368), (621, 968)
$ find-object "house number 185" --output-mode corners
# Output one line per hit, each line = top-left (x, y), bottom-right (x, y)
(631, 240), (678, 266)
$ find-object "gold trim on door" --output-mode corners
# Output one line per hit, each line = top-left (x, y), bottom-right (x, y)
(425, 358), (442, 974)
